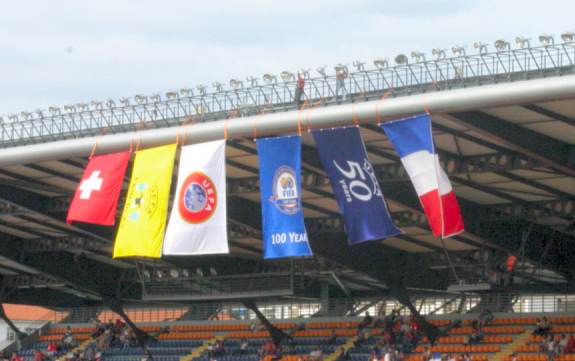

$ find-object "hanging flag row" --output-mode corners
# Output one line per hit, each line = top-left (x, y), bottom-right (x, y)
(65, 113), (464, 260)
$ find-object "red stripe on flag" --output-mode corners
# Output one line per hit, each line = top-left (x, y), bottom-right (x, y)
(419, 190), (465, 238)
(419, 190), (442, 238)
(441, 191), (465, 238)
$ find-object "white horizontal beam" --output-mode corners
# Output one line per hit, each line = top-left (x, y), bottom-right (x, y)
(1, 75), (575, 166)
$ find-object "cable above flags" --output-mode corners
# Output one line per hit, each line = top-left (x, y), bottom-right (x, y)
(380, 114), (465, 238)
(66, 151), (130, 226)
(113, 144), (177, 258)
(163, 140), (229, 256)
(257, 135), (313, 259)
(313, 127), (401, 244)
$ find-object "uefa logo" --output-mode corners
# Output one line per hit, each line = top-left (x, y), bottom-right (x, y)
(178, 172), (217, 223)
(271, 166), (300, 215)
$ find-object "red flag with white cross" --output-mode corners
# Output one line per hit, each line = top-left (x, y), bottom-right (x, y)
(66, 152), (131, 226)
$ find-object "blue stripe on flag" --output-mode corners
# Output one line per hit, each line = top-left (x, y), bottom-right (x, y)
(380, 114), (435, 157)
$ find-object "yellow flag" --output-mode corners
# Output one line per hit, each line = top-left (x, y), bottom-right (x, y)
(113, 144), (177, 258)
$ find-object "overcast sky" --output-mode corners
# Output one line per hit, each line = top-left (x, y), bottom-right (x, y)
(1, 0), (574, 115)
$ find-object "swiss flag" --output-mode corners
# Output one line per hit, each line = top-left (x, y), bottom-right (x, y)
(67, 152), (131, 226)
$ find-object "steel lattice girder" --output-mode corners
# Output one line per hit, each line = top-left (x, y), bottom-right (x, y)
(446, 111), (575, 177)
(4, 74), (575, 166)
(0, 44), (574, 150)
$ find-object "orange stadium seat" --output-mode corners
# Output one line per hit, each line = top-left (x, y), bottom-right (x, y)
(517, 344), (540, 352)
(158, 332), (215, 340)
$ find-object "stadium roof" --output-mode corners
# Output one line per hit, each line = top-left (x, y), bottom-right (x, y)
(0, 40), (573, 309)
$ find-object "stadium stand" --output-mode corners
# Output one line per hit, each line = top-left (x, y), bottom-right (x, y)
(18, 316), (575, 361)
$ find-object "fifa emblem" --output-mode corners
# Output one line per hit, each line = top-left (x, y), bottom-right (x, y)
(271, 166), (300, 215)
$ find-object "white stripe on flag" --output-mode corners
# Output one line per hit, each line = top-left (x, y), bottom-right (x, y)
(435, 155), (453, 195)
(163, 140), (229, 255)
(400, 150), (439, 196)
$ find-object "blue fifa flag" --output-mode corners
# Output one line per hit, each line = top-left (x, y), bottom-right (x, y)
(313, 127), (401, 244)
(257, 135), (313, 259)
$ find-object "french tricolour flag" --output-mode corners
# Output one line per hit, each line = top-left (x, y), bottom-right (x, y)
(380, 114), (465, 238)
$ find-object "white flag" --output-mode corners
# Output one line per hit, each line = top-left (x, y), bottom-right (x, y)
(163, 140), (229, 255)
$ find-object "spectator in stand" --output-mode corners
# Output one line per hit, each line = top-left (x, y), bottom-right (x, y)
(557, 334), (568, 355)
(92, 319), (105, 339)
(409, 316), (420, 332)
(97, 329), (110, 349)
(566, 335), (575, 354)
(462, 353), (472, 361)
(83, 344), (96, 361)
(354, 329), (368, 347)
(546, 336), (556, 361)
(326, 330), (338, 346)
(534, 317), (552, 336)
(215, 339), (225, 356)
(400, 319), (410, 334)
(47, 342), (58, 357)
(120, 327), (131, 349)
(382, 329), (393, 345)
(506, 253), (517, 272)
(283, 337), (296, 355)
(478, 309), (494, 326)
(239, 338), (249, 355)
(10, 353), (22, 361)
(95, 352), (102, 361)
(294, 73), (305, 109)
(430, 352), (441, 361)
(467, 327), (484, 345)
(207, 343), (215, 358)
(262, 339), (277, 357)
(114, 319), (125, 333)
(309, 347), (323, 361)
(359, 312), (374, 330)
(447, 353), (456, 361)
(335, 347), (350, 361)
(63, 326), (75, 350)
(403, 331), (417, 353)
(33, 349), (44, 361)
(249, 322), (258, 333)
(422, 347), (431, 361)
(383, 348), (391, 361)
(371, 344), (381, 361)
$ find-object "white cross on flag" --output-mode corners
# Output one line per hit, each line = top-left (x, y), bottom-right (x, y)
(67, 152), (131, 226)
(79, 170), (103, 199)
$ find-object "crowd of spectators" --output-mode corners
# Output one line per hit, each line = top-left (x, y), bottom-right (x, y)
(353, 310), (422, 361)
(532, 316), (575, 361)
(24, 326), (82, 361)
(17, 310), (575, 361)
(27, 319), (139, 361)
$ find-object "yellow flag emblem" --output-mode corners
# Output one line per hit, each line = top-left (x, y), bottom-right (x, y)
(113, 144), (177, 258)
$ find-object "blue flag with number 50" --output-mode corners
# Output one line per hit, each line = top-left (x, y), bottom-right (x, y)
(257, 135), (313, 259)
(313, 127), (401, 245)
